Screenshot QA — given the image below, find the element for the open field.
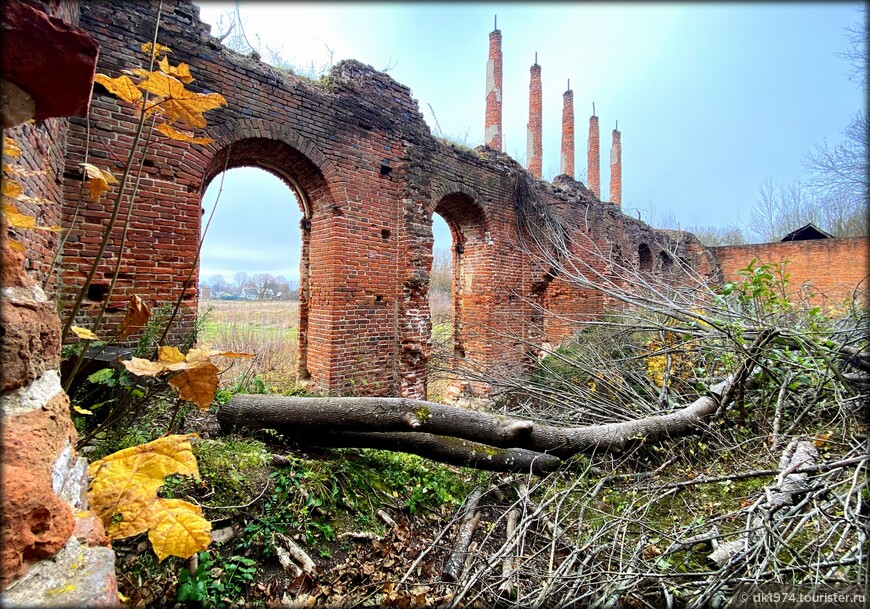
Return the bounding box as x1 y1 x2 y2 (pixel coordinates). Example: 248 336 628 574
198 297 455 396
197 299 300 392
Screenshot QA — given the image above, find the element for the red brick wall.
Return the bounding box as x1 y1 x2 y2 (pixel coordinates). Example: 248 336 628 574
711 238 870 307
526 62 542 178
587 114 600 197
60 0 715 399
560 88 574 177
484 29 502 151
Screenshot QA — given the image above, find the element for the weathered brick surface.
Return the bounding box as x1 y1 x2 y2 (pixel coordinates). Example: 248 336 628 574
0 393 77 589
610 127 621 204
587 114 600 197
484 29 503 151
526 62 543 178
711 238 870 306
560 88 574 177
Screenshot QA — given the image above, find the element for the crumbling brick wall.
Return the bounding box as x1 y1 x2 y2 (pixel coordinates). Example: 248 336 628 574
56 0 719 399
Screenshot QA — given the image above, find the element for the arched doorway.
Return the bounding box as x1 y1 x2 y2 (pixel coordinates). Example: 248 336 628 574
200 137 333 386
426 191 492 398
198 167 302 391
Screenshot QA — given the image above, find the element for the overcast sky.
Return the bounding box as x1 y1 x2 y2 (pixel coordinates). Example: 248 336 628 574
192 2 865 282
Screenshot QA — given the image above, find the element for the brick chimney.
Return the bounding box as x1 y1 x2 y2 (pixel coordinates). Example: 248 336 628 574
559 81 574 177
484 17 502 151
526 54 542 178
587 107 600 197
610 122 622 204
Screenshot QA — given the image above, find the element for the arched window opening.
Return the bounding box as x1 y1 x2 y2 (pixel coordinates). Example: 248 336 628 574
638 243 653 272
198 166 303 392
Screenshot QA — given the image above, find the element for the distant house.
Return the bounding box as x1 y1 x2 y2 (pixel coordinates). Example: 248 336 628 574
780 223 834 242
240 283 259 300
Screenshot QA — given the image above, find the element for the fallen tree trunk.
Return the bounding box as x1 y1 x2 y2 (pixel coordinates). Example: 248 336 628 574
219 381 728 462
297 430 560 474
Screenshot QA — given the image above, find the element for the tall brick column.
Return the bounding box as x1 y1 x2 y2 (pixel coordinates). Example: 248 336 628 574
610 123 622 204
559 82 574 177
526 56 542 178
587 108 600 197
484 19 502 151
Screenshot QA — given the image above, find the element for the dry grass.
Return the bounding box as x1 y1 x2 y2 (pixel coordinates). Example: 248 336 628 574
197 299 300 392
198 294 455 398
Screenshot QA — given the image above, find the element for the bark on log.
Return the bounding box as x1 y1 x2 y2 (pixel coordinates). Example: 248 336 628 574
442 486 484 583
219 380 729 461
292 430 560 474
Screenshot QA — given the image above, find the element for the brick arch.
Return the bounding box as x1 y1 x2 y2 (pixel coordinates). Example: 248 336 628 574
429 188 492 373
199 135 338 381
202 119 340 218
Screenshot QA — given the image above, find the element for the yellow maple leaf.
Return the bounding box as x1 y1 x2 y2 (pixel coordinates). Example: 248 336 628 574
155 122 213 145
16 193 52 205
141 42 172 58
168 361 220 410
122 356 170 377
94 73 143 105
2 179 23 199
2 202 36 229
138 71 226 129
3 136 21 158
71 326 100 340
7 239 24 253
87 434 210 561
157 56 194 84
146 498 212 562
80 163 119 201
117 295 151 340
158 345 186 364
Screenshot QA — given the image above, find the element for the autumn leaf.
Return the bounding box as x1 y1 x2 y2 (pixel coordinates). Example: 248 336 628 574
168 361 220 410
122 357 170 377
158 345 186 364
87 434 211 561
117 295 151 339
81 163 119 201
2 202 36 229
137 71 226 129
157 56 194 84
155 122 213 145
3 136 21 158
2 179 23 199
7 239 24 253
3 163 45 179
71 326 99 340
94 73 143 105
141 42 172 58
15 193 52 206
73 405 94 415
146 498 212 562
186 348 254 362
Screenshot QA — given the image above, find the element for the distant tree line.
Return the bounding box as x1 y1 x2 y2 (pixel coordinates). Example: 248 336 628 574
199 272 299 301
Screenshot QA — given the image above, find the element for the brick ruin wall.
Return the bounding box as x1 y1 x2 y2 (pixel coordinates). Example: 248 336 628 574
711 238 870 308
8 0 861 402
48 0 726 400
